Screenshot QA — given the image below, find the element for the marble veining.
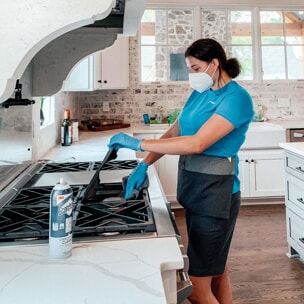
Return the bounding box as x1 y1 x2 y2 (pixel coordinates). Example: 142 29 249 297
0 238 183 304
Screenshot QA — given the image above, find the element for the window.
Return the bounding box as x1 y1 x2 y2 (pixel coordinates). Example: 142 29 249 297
40 96 54 127
140 7 304 82
140 9 194 82
260 10 304 80
201 9 253 80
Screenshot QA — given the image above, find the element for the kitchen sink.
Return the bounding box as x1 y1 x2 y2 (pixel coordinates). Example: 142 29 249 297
241 122 286 149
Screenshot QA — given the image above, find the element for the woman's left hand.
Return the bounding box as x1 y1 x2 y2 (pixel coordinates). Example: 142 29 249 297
108 132 143 151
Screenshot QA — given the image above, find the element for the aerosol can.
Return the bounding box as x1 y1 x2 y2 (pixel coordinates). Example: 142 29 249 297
49 178 73 259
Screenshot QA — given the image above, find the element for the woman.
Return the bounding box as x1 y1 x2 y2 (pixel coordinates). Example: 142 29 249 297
108 38 254 304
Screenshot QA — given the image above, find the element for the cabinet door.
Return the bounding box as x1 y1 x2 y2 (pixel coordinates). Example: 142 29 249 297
62 55 94 91
94 36 129 89
249 150 285 197
156 155 179 202
133 131 178 202
238 152 251 198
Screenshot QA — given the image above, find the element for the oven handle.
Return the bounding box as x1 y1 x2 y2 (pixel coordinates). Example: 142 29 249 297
176 243 193 304
164 203 193 302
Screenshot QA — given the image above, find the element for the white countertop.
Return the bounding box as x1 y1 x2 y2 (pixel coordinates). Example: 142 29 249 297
280 142 304 157
269 120 304 129
0 238 182 304
0 129 184 304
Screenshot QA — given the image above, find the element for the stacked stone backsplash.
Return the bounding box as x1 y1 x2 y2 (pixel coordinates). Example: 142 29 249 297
76 35 304 124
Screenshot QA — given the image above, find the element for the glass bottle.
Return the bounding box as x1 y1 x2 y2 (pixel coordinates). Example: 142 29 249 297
61 109 73 146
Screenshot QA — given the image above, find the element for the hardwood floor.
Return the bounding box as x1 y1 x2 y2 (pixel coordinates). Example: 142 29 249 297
174 203 304 304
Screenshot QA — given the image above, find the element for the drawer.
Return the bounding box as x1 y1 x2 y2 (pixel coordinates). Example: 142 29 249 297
286 152 304 181
286 176 304 213
286 207 304 257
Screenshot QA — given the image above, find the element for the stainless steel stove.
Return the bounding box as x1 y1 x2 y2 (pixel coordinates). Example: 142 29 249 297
0 160 156 245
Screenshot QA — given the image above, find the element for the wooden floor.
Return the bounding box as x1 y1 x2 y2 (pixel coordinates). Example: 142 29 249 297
174 204 304 304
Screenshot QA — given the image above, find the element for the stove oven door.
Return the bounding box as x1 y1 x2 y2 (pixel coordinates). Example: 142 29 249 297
166 206 193 303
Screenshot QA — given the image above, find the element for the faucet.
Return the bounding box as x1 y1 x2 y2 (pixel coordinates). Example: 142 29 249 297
1 80 35 108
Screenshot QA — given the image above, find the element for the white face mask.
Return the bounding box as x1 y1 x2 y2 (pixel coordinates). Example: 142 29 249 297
188 64 214 93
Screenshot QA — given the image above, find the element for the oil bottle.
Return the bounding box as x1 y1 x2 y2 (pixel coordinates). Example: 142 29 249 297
49 178 73 259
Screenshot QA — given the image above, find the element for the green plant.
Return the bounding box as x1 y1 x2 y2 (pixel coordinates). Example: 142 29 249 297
40 96 45 109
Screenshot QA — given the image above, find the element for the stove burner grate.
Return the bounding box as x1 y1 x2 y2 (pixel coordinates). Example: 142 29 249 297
73 197 155 236
0 186 83 242
38 162 92 173
92 160 138 171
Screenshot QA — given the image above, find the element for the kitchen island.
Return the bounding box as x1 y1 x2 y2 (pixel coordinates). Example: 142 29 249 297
279 142 304 261
0 129 185 304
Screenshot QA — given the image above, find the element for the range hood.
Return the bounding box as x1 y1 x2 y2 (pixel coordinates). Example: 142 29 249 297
0 0 147 103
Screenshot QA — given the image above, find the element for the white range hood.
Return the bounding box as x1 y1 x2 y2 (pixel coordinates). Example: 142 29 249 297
0 0 147 103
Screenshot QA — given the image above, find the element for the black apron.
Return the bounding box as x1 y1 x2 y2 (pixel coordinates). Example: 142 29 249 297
177 154 235 219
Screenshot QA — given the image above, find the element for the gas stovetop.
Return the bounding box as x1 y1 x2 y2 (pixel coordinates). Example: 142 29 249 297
0 160 157 245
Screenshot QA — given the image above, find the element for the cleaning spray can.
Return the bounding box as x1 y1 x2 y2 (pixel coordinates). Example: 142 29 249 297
49 178 73 259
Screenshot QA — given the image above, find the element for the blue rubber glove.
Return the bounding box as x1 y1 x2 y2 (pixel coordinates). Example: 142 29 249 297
108 132 143 151
125 162 148 199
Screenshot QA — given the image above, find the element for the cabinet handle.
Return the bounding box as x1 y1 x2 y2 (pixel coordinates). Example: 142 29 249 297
245 159 249 163
297 197 304 204
103 80 108 84
295 166 304 173
250 159 254 163
97 80 101 83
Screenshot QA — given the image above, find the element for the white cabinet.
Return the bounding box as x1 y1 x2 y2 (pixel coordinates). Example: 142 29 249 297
134 131 286 204
155 154 179 203
94 36 129 90
62 36 129 91
133 131 179 203
238 149 285 198
283 150 304 259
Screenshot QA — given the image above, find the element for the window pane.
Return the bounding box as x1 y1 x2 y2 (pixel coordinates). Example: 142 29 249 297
260 11 284 44
140 9 194 82
201 9 253 80
231 45 253 80
141 45 168 82
287 45 304 79
40 96 54 127
141 46 156 82
230 11 252 44
262 46 286 79
168 10 194 46
141 10 167 45
201 10 227 44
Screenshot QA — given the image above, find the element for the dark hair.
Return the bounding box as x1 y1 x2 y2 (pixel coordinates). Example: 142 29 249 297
185 38 241 79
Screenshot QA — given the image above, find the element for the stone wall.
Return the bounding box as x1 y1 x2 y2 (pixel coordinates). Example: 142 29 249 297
76 8 304 124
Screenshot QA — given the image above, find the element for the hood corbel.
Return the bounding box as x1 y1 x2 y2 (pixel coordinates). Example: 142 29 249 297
0 0 117 103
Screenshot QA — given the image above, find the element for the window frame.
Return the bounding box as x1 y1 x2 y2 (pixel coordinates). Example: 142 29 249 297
139 5 304 84
40 96 55 128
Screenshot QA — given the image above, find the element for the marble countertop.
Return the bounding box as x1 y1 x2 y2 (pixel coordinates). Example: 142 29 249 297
0 129 184 304
0 238 182 304
280 142 304 157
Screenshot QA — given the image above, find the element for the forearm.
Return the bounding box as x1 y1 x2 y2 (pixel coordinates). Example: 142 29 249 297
142 120 180 165
141 136 200 155
141 114 235 156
